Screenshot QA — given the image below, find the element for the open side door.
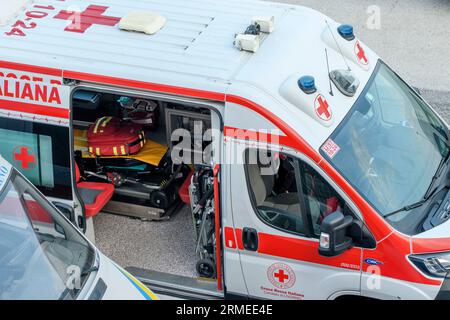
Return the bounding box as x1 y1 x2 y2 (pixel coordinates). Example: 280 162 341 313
0 71 84 230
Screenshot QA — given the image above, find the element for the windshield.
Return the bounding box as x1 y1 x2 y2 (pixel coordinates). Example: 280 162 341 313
321 61 449 222
0 171 96 300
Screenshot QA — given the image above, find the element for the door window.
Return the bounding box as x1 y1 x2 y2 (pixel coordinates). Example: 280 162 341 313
0 128 54 188
244 149 345 237
0 117 72 199
298 160 345 236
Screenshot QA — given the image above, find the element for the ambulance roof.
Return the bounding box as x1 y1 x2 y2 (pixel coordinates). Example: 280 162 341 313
0 0 294 83
0 0 378 150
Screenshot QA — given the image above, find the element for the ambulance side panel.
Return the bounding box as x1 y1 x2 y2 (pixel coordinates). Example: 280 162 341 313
221 145 249 296
222 103 276 296
223 90 362 299
227 140 362 299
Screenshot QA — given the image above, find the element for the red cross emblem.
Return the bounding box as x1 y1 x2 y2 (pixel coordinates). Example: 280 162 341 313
274 269 289 283
314 95 332 121
267 262 296 289
54 5 121 33
355 41 369 65
13 146 36 170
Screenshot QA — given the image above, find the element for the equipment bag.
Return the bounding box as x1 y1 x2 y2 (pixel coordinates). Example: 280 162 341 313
87 117 146 156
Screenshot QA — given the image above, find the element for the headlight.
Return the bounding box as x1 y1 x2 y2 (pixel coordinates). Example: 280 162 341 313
409 252 450 278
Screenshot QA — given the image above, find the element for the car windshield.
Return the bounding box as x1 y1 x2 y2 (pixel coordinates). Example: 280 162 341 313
321 61 449 222
0 171 95 300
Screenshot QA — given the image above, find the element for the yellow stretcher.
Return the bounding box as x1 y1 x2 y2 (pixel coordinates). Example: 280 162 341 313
74 129 168 167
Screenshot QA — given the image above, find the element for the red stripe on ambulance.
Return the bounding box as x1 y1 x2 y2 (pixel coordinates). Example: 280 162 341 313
227 227 441 286
0 61 62 77
0 99 69 119
63 70 227 102
412 237 450 254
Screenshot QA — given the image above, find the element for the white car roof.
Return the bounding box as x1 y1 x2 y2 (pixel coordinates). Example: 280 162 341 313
0 0 379 150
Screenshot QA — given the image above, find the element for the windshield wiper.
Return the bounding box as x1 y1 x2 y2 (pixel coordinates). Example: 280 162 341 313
424 148 450 200
412 94 450 145
81 265 99 277
80 251 100 278
385 148 450 219
384 199 428 218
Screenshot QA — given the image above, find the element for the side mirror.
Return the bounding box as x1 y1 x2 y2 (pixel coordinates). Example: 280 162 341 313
319 211 353 257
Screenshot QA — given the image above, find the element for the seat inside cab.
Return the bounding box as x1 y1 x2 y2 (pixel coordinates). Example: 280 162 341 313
245 149 343 236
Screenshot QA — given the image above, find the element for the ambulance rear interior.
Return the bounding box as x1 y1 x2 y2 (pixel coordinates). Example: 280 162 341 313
72 88 220 280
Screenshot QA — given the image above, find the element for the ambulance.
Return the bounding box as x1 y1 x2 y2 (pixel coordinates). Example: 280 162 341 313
0 155 158 300
0 0 449 300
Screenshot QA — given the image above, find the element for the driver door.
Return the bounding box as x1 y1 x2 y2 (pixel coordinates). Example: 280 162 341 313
229 143 363 299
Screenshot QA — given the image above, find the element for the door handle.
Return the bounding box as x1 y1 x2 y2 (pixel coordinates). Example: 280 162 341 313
242 227 259 251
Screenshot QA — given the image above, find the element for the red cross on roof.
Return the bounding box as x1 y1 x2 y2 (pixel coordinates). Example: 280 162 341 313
315 95 332 121
54 5 121 33
13 147 36 170
355 41 369 65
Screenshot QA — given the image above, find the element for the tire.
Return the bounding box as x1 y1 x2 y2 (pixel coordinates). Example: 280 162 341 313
196 259 216 279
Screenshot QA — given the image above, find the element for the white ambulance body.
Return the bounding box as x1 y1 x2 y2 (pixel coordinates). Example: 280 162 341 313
0 0 449 300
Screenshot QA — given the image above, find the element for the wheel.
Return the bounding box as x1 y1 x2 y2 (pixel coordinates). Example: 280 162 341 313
196 259 216 279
